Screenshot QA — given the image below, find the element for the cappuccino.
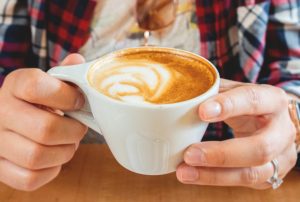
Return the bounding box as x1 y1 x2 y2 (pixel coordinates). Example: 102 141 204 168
88 48 216 104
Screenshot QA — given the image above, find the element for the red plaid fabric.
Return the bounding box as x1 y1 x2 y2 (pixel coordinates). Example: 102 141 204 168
47 0 96 66
0 0 300 142
0 0 31 71
0 0 97 82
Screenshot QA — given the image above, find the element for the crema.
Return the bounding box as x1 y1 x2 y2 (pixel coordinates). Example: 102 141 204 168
88 48 216 104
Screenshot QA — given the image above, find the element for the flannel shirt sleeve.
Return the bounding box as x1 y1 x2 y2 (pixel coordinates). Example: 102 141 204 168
257 1 300 96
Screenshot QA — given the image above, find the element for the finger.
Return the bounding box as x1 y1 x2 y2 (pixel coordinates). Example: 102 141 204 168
279 143 298 179
0 96 87 145
254 144 298 190
219 79 246 93
199 84 288 122
60 53 85 66
4 68 85 111
183 120 294 167
176 163 272 187
177 151 292 188
0 158 61 191
0 130 76 170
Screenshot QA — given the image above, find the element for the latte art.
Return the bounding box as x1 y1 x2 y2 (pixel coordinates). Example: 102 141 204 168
88 48 215 104
96 60 178 103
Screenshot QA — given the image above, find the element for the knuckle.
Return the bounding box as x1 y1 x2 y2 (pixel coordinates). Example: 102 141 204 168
205 143 227 166
196 168 217 185
2 69 26 92
37 115 57 142
287 125 297 146
18 69 44 101
67 120 88 143
257 138 275 164
242 167 260 185
275 87 288 106
289 148 298 168
265 85 288 108
26 144 44 169
205 172 217 185
261 84 289 109
214 148 227 166
289 122 297 142
219 94 234 117
77 123 88 139
244 86 261 114
4 69 25 84
65 145 76 162
289 155 297 169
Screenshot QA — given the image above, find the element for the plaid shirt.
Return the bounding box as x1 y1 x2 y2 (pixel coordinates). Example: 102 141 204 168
0 0 300 143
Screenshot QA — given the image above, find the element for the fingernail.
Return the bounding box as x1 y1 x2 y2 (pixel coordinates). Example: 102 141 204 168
201 101 221 119
185 147 206 165
180 166 199 182
75 94 85 109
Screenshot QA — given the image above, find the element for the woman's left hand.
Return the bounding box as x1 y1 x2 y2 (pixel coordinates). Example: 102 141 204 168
176 79 298 190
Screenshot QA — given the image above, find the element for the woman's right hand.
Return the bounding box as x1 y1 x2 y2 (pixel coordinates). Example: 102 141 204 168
0 54 88 191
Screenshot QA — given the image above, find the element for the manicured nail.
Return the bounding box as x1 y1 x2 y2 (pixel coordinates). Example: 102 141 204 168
201 101 221 119
75 94 85 109
185 147 206 165
180 166 199 182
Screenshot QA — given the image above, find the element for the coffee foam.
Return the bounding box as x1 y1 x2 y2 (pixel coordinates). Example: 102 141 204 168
88 49 215 104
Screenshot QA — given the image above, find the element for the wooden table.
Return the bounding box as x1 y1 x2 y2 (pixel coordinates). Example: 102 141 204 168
1 145 300 202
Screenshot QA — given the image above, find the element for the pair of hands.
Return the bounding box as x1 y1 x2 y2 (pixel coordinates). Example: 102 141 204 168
0 54 297 191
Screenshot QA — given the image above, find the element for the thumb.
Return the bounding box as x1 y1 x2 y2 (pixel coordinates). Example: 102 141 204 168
60 53 86 66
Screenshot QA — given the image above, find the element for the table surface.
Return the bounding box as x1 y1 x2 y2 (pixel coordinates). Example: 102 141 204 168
1 144 300 202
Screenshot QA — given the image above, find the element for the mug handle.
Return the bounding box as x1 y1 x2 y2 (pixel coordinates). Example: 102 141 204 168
47 63 103 135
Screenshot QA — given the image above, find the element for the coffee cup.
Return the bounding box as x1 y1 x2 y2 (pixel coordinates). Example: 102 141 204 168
48 47 220 175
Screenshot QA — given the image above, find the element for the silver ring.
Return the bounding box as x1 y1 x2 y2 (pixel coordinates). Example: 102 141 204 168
267 159 283 189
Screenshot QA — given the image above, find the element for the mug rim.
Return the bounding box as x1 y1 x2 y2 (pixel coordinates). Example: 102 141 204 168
86 46 220 109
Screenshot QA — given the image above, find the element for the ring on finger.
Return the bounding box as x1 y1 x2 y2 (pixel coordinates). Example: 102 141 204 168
267 159 283 189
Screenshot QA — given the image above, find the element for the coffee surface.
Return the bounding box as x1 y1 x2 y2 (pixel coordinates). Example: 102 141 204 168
88 50 215 104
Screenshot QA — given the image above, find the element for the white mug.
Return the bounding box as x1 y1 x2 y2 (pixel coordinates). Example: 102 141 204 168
48 47 220 175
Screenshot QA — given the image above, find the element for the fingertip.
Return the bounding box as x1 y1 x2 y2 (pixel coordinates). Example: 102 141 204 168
176 163 199 182
176 163 186 182
198 100 222 121
60 53 86 66
184 146 207 166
